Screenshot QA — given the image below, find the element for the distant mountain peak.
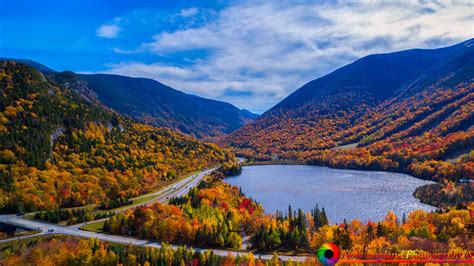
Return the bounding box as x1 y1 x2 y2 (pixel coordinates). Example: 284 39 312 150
0 58 256 138
240 109 259 119
78 73 257 137
263 39 473 119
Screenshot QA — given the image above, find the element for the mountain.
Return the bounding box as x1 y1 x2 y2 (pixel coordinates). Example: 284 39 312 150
227 39 473 182
76 73 257 138
0 58 257 138
268 39 472 117
52 71 100 104
0 57 56 73
0 61 232 213
240 109 259 119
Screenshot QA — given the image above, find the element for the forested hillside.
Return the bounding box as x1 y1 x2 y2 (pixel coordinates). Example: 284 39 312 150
226 40 473 187
104 162 262 249
0 61 233 213
102 163 474 255
0 235 246 265
77 74 257 138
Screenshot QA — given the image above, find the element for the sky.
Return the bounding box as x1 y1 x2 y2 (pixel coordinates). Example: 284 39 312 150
1 0 473 113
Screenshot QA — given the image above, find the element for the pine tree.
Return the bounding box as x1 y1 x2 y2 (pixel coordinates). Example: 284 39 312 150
321 207 329 226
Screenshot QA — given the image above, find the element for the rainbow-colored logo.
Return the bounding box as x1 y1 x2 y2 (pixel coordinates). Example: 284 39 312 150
317 243 340 265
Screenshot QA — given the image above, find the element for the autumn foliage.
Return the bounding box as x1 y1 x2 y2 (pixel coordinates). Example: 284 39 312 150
0 61 233 212
225 80 473 206
102 166 473 256
250 205 473 254
103 169 263 249
0 236 257 265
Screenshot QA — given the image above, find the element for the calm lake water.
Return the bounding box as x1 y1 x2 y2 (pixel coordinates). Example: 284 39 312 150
225 165 436 223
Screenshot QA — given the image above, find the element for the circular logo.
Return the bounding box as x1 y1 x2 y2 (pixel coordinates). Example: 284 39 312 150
317 243 340 265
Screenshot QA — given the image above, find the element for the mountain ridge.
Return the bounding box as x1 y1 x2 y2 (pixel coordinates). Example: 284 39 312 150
0 57 57 74
77 73 257 138
0 58 257 138
265 39 474 118
0 60 231 212
226 39 473 184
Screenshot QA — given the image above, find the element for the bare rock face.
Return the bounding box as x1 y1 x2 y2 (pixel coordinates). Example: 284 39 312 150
49 127 65 159
51 71 99 104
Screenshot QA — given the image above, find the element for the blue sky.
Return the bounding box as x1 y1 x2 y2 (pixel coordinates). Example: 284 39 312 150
1 0 473 113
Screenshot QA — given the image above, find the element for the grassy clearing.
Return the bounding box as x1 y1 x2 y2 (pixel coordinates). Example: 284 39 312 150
132 169 201 200
331 142 358 150
79 220 106 233
130 192 166 206
21 213 36 220
446 153 469 163
443 146 472 163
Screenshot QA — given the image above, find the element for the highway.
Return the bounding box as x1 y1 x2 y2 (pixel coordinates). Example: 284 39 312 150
0 161 309 262
68 167 216 230
0 166 216 234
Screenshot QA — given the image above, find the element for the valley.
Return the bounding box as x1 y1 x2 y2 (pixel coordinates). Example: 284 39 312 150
225 40 474 211
0 162 471 264
0 39 472 264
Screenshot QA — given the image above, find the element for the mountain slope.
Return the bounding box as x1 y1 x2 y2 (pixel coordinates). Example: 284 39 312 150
0 57 56 73
71 73 256 138
0 61 233 213
0 58 257 138
268 39 472 117
227 39 473 182
76 74 257 138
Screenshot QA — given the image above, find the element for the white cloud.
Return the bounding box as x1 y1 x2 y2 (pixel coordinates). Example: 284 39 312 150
96 24 120 38
105 62 193 79
105 0 474 113
180 7 199 17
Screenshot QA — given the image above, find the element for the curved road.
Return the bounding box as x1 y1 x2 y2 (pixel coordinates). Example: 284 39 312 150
0 161 309 262
0 166 216 236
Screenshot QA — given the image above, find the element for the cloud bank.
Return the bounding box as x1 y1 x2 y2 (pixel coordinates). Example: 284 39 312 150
103 1 473 113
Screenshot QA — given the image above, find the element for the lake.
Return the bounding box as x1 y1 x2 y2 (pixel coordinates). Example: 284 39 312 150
225 165 436 223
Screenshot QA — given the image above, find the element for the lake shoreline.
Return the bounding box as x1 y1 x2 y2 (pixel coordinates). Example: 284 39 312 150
244 159 437 181
242 159 447 208
226 164 437 223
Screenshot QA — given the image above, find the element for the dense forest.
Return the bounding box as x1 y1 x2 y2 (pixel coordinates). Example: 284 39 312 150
248 204 473 254
103 162 263 249
414 181 474 208
102 162 473 255
0 235 279 266
0 61 234 212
